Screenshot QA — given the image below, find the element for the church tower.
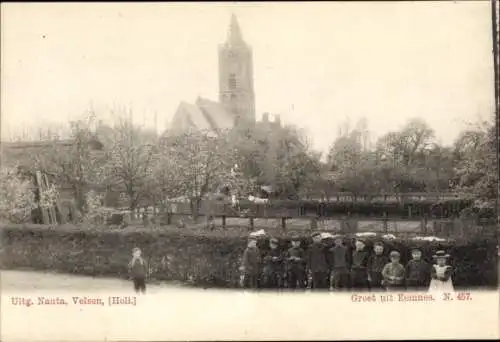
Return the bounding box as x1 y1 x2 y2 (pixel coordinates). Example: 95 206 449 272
218 14 256 127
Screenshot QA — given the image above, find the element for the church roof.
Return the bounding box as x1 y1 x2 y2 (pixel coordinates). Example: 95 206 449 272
169 98 234 134
196 97 234 130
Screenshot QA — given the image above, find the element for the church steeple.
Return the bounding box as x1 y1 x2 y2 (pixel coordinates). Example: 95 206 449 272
227 13 244 46
219 14 256 127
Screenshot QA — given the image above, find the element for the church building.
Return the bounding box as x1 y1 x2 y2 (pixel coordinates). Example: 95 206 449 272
168 14 280 134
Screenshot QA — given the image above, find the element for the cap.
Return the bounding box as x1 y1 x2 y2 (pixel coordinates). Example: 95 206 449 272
390 250 401 257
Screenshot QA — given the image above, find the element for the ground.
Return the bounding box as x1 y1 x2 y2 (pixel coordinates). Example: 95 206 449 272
1 270 498 341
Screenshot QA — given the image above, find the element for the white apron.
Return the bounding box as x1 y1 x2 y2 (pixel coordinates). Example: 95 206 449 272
428 265 454 292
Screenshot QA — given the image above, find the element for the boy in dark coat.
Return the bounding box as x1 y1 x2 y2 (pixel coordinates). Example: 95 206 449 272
350 238 370 290
405 248 431 290
286 236 306 289
262 237 284 289
367 241 389 290
128 247 148 293
240 237 262 289
328 236 350 290
307 232 330 289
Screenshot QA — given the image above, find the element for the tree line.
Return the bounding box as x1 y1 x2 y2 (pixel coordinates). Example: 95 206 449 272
0 110 496 224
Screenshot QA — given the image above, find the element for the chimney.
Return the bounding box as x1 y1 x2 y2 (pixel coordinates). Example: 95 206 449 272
274 114 281 127
262 112 269 123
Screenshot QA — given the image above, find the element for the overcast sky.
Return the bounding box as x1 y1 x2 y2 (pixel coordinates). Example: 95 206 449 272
1 2 495 152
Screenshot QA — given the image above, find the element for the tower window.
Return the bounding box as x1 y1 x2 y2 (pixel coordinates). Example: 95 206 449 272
228 73 237 89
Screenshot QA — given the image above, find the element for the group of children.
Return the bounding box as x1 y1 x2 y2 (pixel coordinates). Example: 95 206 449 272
240 232 454 292
126 232 454 293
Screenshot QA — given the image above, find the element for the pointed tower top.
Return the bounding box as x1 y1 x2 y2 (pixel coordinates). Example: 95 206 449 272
227 13 244 46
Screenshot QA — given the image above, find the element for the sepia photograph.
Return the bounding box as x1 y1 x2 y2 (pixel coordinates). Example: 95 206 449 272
1 1 499 341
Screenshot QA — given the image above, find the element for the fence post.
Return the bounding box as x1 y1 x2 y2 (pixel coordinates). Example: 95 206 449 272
249 217 254 231
383 212 388 233
310 217 318 231
222 216 226 229
281 217 287 232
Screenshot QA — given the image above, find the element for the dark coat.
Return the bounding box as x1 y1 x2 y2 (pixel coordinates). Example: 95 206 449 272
328 245 349 270
129 257 148 279
263 247 284 272
242 246 261 275
368 254 389 274
307 242 329 272
286 246 306 269
406 259 431 285
351 249 370 270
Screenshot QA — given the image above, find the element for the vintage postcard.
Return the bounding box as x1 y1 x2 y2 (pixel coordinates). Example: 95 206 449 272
1 1 499 341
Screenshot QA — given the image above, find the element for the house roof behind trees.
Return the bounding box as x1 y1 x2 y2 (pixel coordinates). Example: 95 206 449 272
0 138 104 169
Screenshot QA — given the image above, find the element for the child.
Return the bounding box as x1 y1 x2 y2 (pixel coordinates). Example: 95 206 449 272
381 250 405 291
350 238 370 290
286 236 306 289
405 247 431 291
128 247 148 294
367 241 389 290
429 250 454 292
239 237 261 289
328 236 350 290
262 237 284 289
307 232 330 289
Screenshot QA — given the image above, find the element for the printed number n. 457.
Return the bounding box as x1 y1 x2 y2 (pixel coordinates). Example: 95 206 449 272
456 292 472 301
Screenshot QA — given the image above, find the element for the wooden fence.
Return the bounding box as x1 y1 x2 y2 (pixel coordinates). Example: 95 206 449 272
149 201 496 240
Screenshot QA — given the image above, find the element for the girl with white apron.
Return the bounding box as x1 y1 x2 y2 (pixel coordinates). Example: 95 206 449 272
428 250 454 292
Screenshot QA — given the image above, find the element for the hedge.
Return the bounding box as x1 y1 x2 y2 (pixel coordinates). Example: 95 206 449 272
0 224 497 289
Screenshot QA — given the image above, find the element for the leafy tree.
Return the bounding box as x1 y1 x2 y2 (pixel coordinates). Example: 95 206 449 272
453 121 496 210
0 166 37 223
160 129 235 220
103 117 158 212
229 124 321 199
32 113 105 212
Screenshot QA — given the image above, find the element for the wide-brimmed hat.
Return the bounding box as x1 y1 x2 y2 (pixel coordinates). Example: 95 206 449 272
389 250 400 258
355 237 367 244
320 232 335 240
249 229 267 238
433 250 450 259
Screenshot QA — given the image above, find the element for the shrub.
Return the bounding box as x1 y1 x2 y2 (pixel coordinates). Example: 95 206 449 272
0 167 37 223
0 224 497 289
